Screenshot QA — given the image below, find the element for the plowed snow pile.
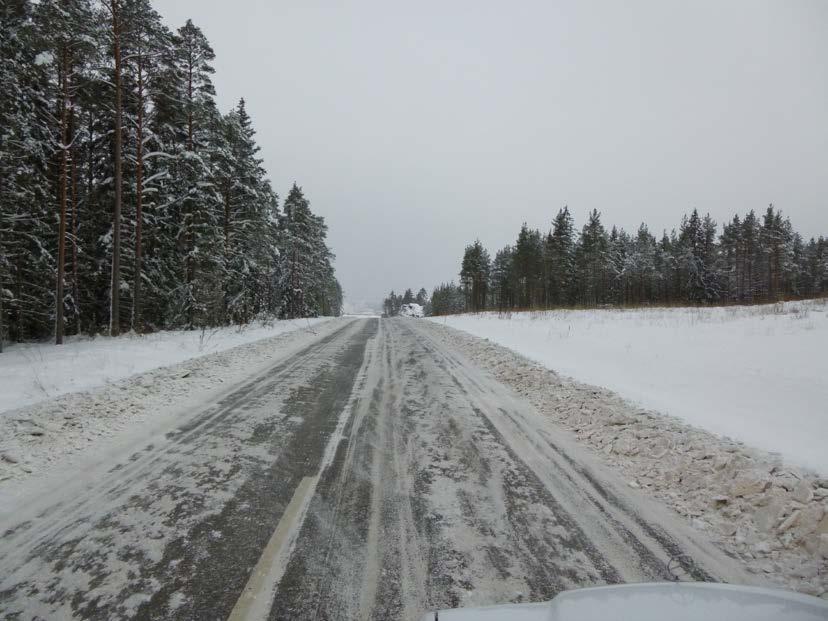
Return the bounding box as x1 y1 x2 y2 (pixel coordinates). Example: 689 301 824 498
0 318 339 496
420 311 828 598
429 300 828 473
0 318 330 416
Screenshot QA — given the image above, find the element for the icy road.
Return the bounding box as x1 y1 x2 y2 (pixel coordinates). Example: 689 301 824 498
0 318 755 620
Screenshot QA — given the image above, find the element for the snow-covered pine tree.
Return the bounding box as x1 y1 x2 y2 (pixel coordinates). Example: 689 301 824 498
740 210 761 301
676 209 721 302
151 19 224 327
544 206 575 306
719 215 742 301
278 184 335 318
513 224 543 308
214 100 281 323
460 240 490 312
119 0 172 332
624 224 657 305
319 277 343 317
0 0 54 345
574 210 609 306
447 204 824 313
0 4 344 346
802 237 827 297
30 0 100 343
429 282 465 315
490 246 515 311
606 225 629 305
100 0 127 336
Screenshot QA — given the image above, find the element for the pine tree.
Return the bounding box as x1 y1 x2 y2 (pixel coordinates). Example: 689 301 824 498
574 210 609 305
278 184 335 318
741 210 761 300
30 0 100 343
719 215 742 301
545 206 575 306
490 246 515 310
213 99 281 323
151 19 224 326
676 210 721 302
626 224 657 304
606 225 629 304
460 240 490 311
1 4 343 347
120 0 171 331
513 224 543 308
102 0 126 336
444 203 824 315
1 0 53 344
430 282 465 316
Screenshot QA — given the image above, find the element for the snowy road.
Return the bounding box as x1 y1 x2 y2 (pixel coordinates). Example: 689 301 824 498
0 318 755 620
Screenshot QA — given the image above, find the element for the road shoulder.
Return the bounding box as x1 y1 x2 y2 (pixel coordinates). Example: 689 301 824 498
0 318 347 513
414 318 827 598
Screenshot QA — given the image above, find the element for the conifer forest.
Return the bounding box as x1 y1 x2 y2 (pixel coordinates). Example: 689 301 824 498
426 206 827 315
0 0 342 348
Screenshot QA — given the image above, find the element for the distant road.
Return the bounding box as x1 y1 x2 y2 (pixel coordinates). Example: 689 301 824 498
0 318 752 620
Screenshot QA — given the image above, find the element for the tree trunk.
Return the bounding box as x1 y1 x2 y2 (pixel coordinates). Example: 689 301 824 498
0 221 4 353
224 190 230 250
56 44 69 345
133 52 144 333
0 129 4 352
69 97 80 334
110 0 122 337
0 268 4 353
185 49 194 325
187 58 194 153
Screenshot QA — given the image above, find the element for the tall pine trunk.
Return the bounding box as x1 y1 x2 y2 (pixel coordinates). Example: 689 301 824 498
0 128 4 352
56 44 69 345
0 222 4 353
224 189 231 321
133 53 144 333
110 0 123 337
185 51 194 326
69 98 80 334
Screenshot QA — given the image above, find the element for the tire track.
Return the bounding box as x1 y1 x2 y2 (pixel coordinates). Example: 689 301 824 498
0 319 376 620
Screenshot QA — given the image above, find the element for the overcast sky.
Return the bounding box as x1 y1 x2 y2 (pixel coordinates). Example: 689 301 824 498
153 0 828 310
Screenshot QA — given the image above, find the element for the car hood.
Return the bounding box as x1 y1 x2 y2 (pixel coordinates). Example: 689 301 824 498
420 582 828 621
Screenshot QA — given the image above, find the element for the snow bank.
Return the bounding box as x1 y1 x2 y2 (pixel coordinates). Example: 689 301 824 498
0 318 331 416
430 300 828 473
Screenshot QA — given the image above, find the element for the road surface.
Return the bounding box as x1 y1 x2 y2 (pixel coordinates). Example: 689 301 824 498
0 318 753 620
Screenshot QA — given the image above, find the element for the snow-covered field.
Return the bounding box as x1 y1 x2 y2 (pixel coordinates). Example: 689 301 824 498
0 318 330 416
430 299 828 474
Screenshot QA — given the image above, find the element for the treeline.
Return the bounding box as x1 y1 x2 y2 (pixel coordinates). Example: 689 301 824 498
431 205 827 315
382 288 429 316
0 0 341 348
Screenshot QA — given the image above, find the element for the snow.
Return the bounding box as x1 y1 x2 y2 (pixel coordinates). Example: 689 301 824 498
0 318 352 500
33 51 53 66
430 300 828 474
0 318 331 416
421 318 828 596
400 303 424 317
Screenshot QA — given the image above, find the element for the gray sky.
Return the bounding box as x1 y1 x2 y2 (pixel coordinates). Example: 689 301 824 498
153 0 828 310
